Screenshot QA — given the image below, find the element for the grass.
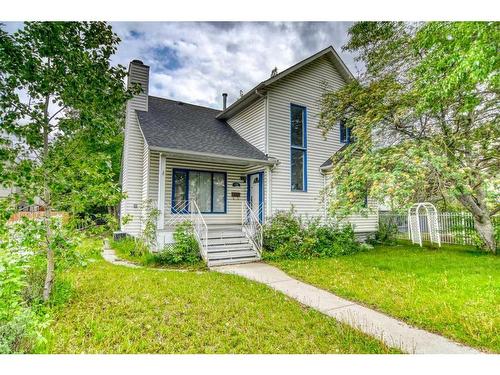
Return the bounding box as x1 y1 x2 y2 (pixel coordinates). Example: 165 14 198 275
110 237 206 271
38 237 397 354
270 241 500 353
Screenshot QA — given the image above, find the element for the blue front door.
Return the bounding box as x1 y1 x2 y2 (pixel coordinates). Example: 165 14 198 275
247 172 263 223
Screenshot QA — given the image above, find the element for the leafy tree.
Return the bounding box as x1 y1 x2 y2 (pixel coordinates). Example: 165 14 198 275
0 22 133 299
319 22 499 252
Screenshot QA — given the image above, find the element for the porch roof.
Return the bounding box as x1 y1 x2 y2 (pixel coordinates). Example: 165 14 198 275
137 96 272 165
320 143 349 172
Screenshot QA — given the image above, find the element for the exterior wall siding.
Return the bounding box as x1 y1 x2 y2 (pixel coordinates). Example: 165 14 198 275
346 203 379 233
226 97 266 153
266 55 378 232
147 154 260 226
120 62 149 236
140 142 150 232
122 54 378 235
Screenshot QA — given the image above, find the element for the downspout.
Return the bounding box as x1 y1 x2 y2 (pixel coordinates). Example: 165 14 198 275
323 173 327 222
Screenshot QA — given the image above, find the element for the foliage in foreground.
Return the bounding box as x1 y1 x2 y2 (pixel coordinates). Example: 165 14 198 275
0 21 133 300
319 21 499 252
112 221 202 268
272 242 500 352
262 209 361 260
0 243 45 353
0 218 86 353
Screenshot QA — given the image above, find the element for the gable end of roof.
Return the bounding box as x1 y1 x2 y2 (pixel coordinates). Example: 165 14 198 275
217 46 354 120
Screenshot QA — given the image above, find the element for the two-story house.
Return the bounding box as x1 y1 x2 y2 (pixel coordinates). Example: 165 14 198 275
119 46 378 266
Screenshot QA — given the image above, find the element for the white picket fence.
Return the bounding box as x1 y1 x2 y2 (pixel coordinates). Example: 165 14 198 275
379 212 498 246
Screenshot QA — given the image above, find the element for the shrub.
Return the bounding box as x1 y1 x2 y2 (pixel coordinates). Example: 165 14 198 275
262 210 361 260
112 237 149 258
112 221 201 266
152 221 201 265
0 217 89 353
0 236 46 353
263 209 304 253
305 221 361 256
368 219 399 245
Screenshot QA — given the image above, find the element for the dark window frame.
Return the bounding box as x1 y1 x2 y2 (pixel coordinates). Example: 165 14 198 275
171 168 227 214
340 120 352 144
290 104 308 192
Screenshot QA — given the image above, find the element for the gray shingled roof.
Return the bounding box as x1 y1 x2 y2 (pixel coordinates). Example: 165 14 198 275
136 96 269 162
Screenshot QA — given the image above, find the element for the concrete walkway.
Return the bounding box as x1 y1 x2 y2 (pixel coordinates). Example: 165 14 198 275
101 240 140 268
213 262 481 354
101 240 193 272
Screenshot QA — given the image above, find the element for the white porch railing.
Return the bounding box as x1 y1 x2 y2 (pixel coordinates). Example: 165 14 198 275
189 201 208 261
164 200 190 228
161 200 208 261
241 201 263 257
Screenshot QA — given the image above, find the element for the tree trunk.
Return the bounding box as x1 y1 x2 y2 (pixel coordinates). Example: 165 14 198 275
42 201 54 301
42 92 55 301
457 188 497 254
472 215 496 254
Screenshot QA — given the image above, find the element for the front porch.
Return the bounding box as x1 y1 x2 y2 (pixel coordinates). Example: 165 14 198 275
148 151 269 265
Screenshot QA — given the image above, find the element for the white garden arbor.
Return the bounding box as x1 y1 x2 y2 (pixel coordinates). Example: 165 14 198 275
408 202 441 247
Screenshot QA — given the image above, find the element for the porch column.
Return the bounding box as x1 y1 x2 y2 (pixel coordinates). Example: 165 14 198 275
265 165 272 220
157 153 166 229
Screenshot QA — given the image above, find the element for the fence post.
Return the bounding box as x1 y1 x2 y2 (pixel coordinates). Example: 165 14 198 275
461 212 466 245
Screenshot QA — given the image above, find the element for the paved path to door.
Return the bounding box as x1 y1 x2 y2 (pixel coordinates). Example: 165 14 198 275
213 262 480 354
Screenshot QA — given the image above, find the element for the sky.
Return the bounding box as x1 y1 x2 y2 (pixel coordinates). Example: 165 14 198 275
2 22 360 109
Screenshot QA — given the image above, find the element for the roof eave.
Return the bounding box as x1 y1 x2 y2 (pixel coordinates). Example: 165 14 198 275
148 145 277 166
319 164 333 174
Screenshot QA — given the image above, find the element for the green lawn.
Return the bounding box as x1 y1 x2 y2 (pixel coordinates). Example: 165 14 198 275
38 238 397 354
110 237 206 270
270 242 500 353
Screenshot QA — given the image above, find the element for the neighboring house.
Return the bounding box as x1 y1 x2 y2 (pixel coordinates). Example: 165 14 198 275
0 185 17 200
119 46 378 266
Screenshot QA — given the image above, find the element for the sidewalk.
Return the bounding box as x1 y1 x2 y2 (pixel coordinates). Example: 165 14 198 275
213 262 481 354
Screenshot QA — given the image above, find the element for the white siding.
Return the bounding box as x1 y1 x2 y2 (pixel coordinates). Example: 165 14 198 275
120 62 149 236
346 200 379 234
148 154 258 226
266 55 378 232
226 97 266 153
140 142 150 231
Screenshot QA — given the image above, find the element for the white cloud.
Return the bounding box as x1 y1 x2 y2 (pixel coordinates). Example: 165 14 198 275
2 22 360 109
110 22 359 109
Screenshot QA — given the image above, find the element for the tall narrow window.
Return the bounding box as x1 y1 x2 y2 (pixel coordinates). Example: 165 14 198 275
340 120 352 144
290 104 307 191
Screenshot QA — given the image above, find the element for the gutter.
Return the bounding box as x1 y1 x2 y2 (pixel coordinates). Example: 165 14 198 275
148 145 278 166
